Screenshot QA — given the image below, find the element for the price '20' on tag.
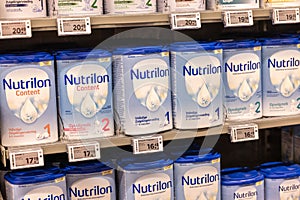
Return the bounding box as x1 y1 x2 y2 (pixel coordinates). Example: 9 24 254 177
68 142 100 162
57 17 91 36
223 10 253 27
9 148 44 170
273 8 300 24
229 123 259 143
0 20 32 39
133 135 163 154
171 12 201 30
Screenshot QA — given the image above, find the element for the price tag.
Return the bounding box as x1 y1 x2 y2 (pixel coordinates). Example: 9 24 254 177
67 142 100 162
223 10 253 27
229 123 259 143
9 148 44 170
0 20 31 39
273 8 299 24
171 12 201 30
57 17 91 36
132 135 163 154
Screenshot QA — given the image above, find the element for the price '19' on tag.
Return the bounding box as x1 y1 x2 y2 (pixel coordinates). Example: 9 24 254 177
9 148 44 170
273 8 300 24
171 12 201 30
57 17 91 36
223 10 253 27
0 20 31 39
229 123 259 143
67 142 100 162
132 135 163 154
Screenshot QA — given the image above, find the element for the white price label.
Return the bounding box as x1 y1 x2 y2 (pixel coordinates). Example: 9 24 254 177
57 17 91 36
229 123 259 143
223 10 253 27
171 12 201 30
133 135 163 154
0 20 31 39
273 8 299 24
9 148 44 170
67 142 100 162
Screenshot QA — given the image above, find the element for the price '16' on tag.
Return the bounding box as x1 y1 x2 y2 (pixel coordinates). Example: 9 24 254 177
57 17 91 36
223 10 253 27
0 20 32 39
9 148 44 170
132 135 163 154
273 8 300 24
229 123 259 143
171 12 201 30
67 142 100 162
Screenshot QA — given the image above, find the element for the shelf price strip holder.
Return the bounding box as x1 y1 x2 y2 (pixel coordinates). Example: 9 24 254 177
171 12 201 30
67 141 100 162
223 10 254 27
0 20 31 39
272 8 300 24
9 147 44 170
229 123 259 143
132 135 164 154
57 17 91 36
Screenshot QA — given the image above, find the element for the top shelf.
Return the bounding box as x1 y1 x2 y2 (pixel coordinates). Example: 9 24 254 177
27 9 273 31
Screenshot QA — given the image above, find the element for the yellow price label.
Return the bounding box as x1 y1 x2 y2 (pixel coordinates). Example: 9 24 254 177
254 46 261 51
162 52 169 57
55 177 65 183
39 61 52 66
164 165 173 171
214 49 223 54
212 158 220 164
102 169 113 176
256 180 263 186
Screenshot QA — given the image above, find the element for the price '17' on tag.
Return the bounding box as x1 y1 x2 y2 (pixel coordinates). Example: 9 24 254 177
273 8 300 24
9 148 44 170
229 123 259 143
0 20 32 39
67 142 100 162
171 12 201 30
132 135 163 154
57 17 91 36
223 10 253 27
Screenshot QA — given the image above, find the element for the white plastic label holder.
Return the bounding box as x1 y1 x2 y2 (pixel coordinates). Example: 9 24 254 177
9 147 44 170
171 12 201 30
132 135 163 154
0 20 31 39
272 8 300 24
223 10 253 27
67 141 100 162
229 123 259 143
57 17 91 36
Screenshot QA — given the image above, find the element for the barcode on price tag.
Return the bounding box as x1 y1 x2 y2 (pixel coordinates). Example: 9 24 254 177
9 148 44 170
0 20 31 39
57 17 91 36
171 12 201 30
229 123 259 143
273 8 299 24
132 135 163 154
223 10 253 27
67 142 100 162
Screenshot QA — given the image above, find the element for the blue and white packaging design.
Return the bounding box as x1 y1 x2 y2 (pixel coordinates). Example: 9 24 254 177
157 0 206 13
104 0 157 14
65 161 116 200
47 0 103 17
170 42 223 129
261 37 300 117
0 52 58 147
174 151 221 200
222 168 264 200
260 163 300 200
113 46 173 136
56 49 114 140
117 156 174 200
0 0 47 19
5 167 67 200
222 40 262 121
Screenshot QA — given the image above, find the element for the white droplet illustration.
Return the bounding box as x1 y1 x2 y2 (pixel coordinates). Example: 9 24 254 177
20 98 38 124
80 93 97 118
238 80 252 102
146 87 161 111
280 76 294 97
197 84 212 107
